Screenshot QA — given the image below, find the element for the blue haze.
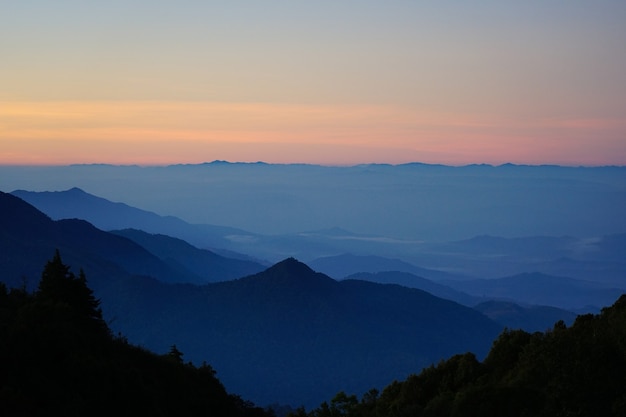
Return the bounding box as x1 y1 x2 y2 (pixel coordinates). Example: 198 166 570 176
1 162 624 242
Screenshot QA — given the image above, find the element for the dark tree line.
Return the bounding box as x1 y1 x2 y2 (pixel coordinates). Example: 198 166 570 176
0 251 271 417
4 250 625 417
293 295 626 417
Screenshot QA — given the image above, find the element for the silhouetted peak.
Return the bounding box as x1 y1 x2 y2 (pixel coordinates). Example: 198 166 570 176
264 257 317 277
242 257 337 291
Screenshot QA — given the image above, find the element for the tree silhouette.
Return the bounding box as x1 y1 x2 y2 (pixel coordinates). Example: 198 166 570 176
1 252 273 417
36 249 107 334
167 344 184 363
295 295 626 417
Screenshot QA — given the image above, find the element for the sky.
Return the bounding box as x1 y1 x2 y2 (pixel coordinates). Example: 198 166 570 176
1 1 625 166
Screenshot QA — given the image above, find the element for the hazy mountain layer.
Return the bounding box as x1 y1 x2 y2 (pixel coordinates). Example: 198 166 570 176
310 253 473 281
11 185 626 285
341 271 580 331
474 300 578 332
11 187 260 257
12 187 626 308
111 228 265 283
0 191 194 289
0 192 503 407
106 258 502 407
444 272 624 311
4 162 625 241
343 271 477 306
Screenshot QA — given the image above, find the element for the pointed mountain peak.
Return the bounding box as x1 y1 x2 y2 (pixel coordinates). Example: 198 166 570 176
267 257 314 274
66 187 87 194
240 257 337 291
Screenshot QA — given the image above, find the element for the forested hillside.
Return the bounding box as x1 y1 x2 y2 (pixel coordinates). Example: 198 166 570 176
0 252 270 417
293 294 626 417
0 192 500 407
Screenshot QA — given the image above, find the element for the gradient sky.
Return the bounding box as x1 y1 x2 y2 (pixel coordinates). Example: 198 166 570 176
2 1 625 166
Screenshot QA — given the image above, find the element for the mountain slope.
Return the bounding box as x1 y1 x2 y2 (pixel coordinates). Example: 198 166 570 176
345 271 478 306
111 229 265 283
343 271 579 332
0 191 187 287
111 258 503 407
0 254 270 417
0 191 502 407
11 187 259 257
444 272 624 311
309 253 473 281
12 188 626 287
305 294 626 417
9 189 267 282
474 300 578 332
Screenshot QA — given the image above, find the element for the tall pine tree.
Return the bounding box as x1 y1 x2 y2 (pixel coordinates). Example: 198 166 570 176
36 250 108 335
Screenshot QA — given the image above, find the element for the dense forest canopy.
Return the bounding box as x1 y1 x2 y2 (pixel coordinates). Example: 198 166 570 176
0 252 271 417
2 250 626 416
292 295 626 417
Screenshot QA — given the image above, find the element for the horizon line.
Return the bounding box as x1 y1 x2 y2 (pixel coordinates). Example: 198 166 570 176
1 160 624 169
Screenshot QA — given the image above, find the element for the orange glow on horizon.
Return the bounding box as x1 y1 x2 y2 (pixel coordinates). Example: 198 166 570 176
1 101 625 166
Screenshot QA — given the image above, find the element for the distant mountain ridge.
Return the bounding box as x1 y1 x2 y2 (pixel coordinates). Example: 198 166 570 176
344 271 477 306
4 162 625 242
12 187 626 287
1 191 265 288
11 187 260 256
474 300 578 332
12 187 626 310
155 258 503 406
340 271 581 332
444 272 624 311
310 253 473 281
111 228 265 283
0 191 504 407
0 191 189 288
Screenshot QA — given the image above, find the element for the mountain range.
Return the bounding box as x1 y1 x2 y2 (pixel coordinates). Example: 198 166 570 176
442 272 624 312
10 188 625 313
341 271 477 306
3 162 625 242
0 190 183 289
0 191 504 407
112 258 502 407
110 228 265 283
309 253 472 281
336 271 580 330
473 300 578 332
2 162 625 409
3 187 624 405
12 187 626 294
11 187 263 261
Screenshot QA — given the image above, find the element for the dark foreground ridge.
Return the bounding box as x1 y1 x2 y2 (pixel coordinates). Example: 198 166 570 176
294 294 626 417
4 190 625 412
0 252 270 417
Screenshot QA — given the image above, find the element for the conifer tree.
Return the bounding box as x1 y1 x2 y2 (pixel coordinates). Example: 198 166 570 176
36 250 108 334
